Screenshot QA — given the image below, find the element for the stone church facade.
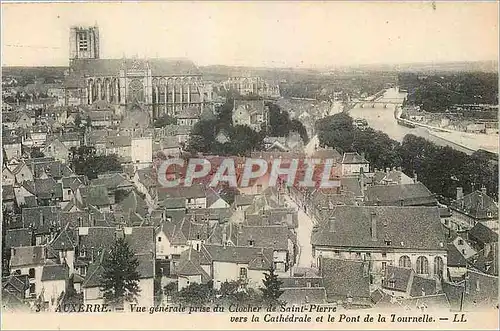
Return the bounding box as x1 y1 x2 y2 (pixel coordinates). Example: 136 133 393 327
64 25 212 119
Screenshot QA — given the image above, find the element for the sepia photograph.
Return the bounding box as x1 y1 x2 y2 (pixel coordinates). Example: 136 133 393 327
1 1 499 330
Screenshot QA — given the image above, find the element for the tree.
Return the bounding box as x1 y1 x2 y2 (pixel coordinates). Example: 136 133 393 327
69 146 122 180
260 266 284 306
177 282 214 305
316 113 355 152
74 113 82 128
100 238 141 309
153 114 177 128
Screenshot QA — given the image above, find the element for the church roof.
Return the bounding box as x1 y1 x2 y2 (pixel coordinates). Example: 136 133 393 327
70 58 201 77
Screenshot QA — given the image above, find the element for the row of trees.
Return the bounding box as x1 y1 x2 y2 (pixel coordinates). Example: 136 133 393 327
399 72 499 111
316 113 498 200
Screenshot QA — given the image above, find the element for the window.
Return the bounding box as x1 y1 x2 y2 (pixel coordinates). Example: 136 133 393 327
434 256 444 278
416 256 429 275
399 255 411 268
28 268 35 278
80 266 87 276
355 252 361 259
248 240 255 247
385 240 391 246
157 236 162 242
80 248 86 258
381 262 387 271
458 239 464 245
381 252 387 259
29 284 36 295
239 267 247 279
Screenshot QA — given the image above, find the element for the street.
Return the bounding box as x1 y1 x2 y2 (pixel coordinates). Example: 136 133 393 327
284 195 315 268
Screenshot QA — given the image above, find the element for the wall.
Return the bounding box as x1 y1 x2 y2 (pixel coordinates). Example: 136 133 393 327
341 163 370 176
177 275 202 291
42 279 66 311
131 137 153 164
314 246 447 284
137 278 154 306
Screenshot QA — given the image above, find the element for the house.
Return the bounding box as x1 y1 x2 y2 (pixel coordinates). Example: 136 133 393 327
105 135 132 163
76 185 113 211
157 136 181 158
2 166 16 186
311 206 448 285
131 135 153 170
155 219 190 262
133 167 157 208
9 246 48 299
442 270 498 311
341 152 369 176
232 99 269 132
2 274 31 310
173 247 211 291
320 257 371 308
26 125 50 147
450 187 498 230
113 190 149 226
381 265 440 299
236 225 295 273
3 136 22 161
2 185 16 211
58 132 82 149
364 183 437 207
206 187 230 209
160 184 207 210
373 168 415 186
90 173 134 196
176 107 200 126
31 178 64 205
40 264 69 311
42 138 70 163
446 244 468 281
79 226 155 307
11 161 34 184
21 206 60 245
199 244 274 290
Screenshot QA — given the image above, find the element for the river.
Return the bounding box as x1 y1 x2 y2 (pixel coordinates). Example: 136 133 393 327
349 88 498 155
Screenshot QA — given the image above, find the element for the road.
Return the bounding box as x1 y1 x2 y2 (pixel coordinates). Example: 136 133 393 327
284 195 315 268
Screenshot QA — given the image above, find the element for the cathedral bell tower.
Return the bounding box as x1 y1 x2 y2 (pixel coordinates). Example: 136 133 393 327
69 25 100 64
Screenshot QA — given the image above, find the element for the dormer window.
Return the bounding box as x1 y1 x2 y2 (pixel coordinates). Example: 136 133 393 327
80 248 86 257
385 240 391 246
248 240 255 247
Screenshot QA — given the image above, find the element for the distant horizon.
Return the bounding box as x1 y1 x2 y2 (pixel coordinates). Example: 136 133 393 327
2 2 498 68
1 59 498 70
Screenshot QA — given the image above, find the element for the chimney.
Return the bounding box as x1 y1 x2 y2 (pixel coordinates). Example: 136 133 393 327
456 187 464 201
481 185 487 196
385 167 390 173
370 211 377 241
329 217 336 232
413 172 418 183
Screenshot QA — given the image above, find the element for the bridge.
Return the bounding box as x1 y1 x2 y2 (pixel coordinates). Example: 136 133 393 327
354 99 403 108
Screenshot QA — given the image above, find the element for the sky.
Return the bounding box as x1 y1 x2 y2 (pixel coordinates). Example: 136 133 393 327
1 1 499 68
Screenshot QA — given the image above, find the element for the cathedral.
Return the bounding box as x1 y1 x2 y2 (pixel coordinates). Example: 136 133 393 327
64 25 212 120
